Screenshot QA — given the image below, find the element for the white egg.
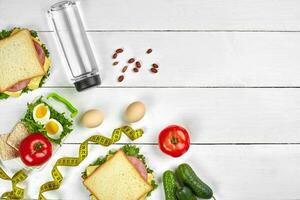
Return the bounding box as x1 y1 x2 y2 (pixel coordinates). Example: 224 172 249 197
33 103 50 124
44 119 63 140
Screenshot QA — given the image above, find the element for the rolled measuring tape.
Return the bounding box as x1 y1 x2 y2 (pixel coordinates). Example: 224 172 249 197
0 168 28 200
38 125 143 200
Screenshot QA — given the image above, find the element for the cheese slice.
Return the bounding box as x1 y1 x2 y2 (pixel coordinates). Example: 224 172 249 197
3 90 22 97
3 29 51 97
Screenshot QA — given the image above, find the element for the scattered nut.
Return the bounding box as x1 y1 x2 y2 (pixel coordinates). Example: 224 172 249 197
111 48 159 82
150 68 158 73
122 66 128 73
112 53 118 59
116 48 124 53
118 75 124 82
135 61 141 68
128 58 135 64
152 63 159 68
146 48 153 54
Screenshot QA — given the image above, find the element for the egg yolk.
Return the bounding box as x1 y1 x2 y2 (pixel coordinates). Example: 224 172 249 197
36 105 47 118
45 121 59 135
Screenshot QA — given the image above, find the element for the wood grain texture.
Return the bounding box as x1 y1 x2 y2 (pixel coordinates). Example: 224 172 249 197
1 88 300 144
1 0 300 199
1 0 300 31
35 32 300 87
1 144 300 200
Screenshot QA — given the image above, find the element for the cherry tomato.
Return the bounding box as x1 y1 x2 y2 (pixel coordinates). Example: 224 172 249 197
19 133 52 166
158 125 190 157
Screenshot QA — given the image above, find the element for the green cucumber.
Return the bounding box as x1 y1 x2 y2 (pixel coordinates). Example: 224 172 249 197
176 186 196 200
162 170 178 200
176 163 213 199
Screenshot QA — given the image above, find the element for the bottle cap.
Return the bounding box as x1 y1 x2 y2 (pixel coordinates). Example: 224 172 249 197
74 75 101 91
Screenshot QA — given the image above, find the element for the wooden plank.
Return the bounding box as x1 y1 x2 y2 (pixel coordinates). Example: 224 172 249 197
37 32 300 87
1 144 300 199
1 0 300 31
1 88 300 143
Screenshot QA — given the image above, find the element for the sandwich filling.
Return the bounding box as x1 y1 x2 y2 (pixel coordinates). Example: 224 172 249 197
0 28 51 99
82 145 157 200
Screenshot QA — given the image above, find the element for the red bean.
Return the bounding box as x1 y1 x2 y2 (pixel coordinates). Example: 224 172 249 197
146 48 153 54
135 61 141 68
122 66 128 73
116 48 124 53
152 63 159 68
112 53 118 59
118 75 124 82
150 68 158 73
128 58 135 64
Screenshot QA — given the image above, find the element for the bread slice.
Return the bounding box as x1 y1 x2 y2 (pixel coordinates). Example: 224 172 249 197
83 150 153 200
0 134 19 160
0 29 45 92
7 122 30 150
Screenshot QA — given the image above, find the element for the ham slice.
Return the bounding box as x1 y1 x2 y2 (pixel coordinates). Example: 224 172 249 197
127 156 148 181
6 40 45 92
7 79 31 92
33 40 45 66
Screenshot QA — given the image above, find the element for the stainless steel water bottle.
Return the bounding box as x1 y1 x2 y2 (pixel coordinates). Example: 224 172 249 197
48 1 101 91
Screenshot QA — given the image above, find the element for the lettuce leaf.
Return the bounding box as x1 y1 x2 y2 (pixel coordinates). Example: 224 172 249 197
0 29 13 39
0 93 9 100
21 96 73 145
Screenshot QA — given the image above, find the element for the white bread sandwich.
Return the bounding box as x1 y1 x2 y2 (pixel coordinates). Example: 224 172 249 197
82 145 157 200
0 28 51 99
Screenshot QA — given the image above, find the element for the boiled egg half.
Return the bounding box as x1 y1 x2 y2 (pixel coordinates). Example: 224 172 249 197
44 119 63 140
33 103 50 124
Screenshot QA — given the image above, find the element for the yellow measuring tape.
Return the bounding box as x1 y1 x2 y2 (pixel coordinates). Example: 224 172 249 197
0 125 143 200
0 168 28 200
38 125 143 200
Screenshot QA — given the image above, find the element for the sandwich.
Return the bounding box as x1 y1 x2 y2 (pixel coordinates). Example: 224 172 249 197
82 145 157 200
0 28 51 99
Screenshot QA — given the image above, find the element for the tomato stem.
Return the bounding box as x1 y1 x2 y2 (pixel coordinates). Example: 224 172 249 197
171 137 178 145
34 142 43 151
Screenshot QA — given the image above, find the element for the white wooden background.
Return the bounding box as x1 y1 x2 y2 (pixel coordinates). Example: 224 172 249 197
1 0 300 199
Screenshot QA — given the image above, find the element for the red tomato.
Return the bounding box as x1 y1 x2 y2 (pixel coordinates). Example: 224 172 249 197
19 133 52 166
158 125 190 157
